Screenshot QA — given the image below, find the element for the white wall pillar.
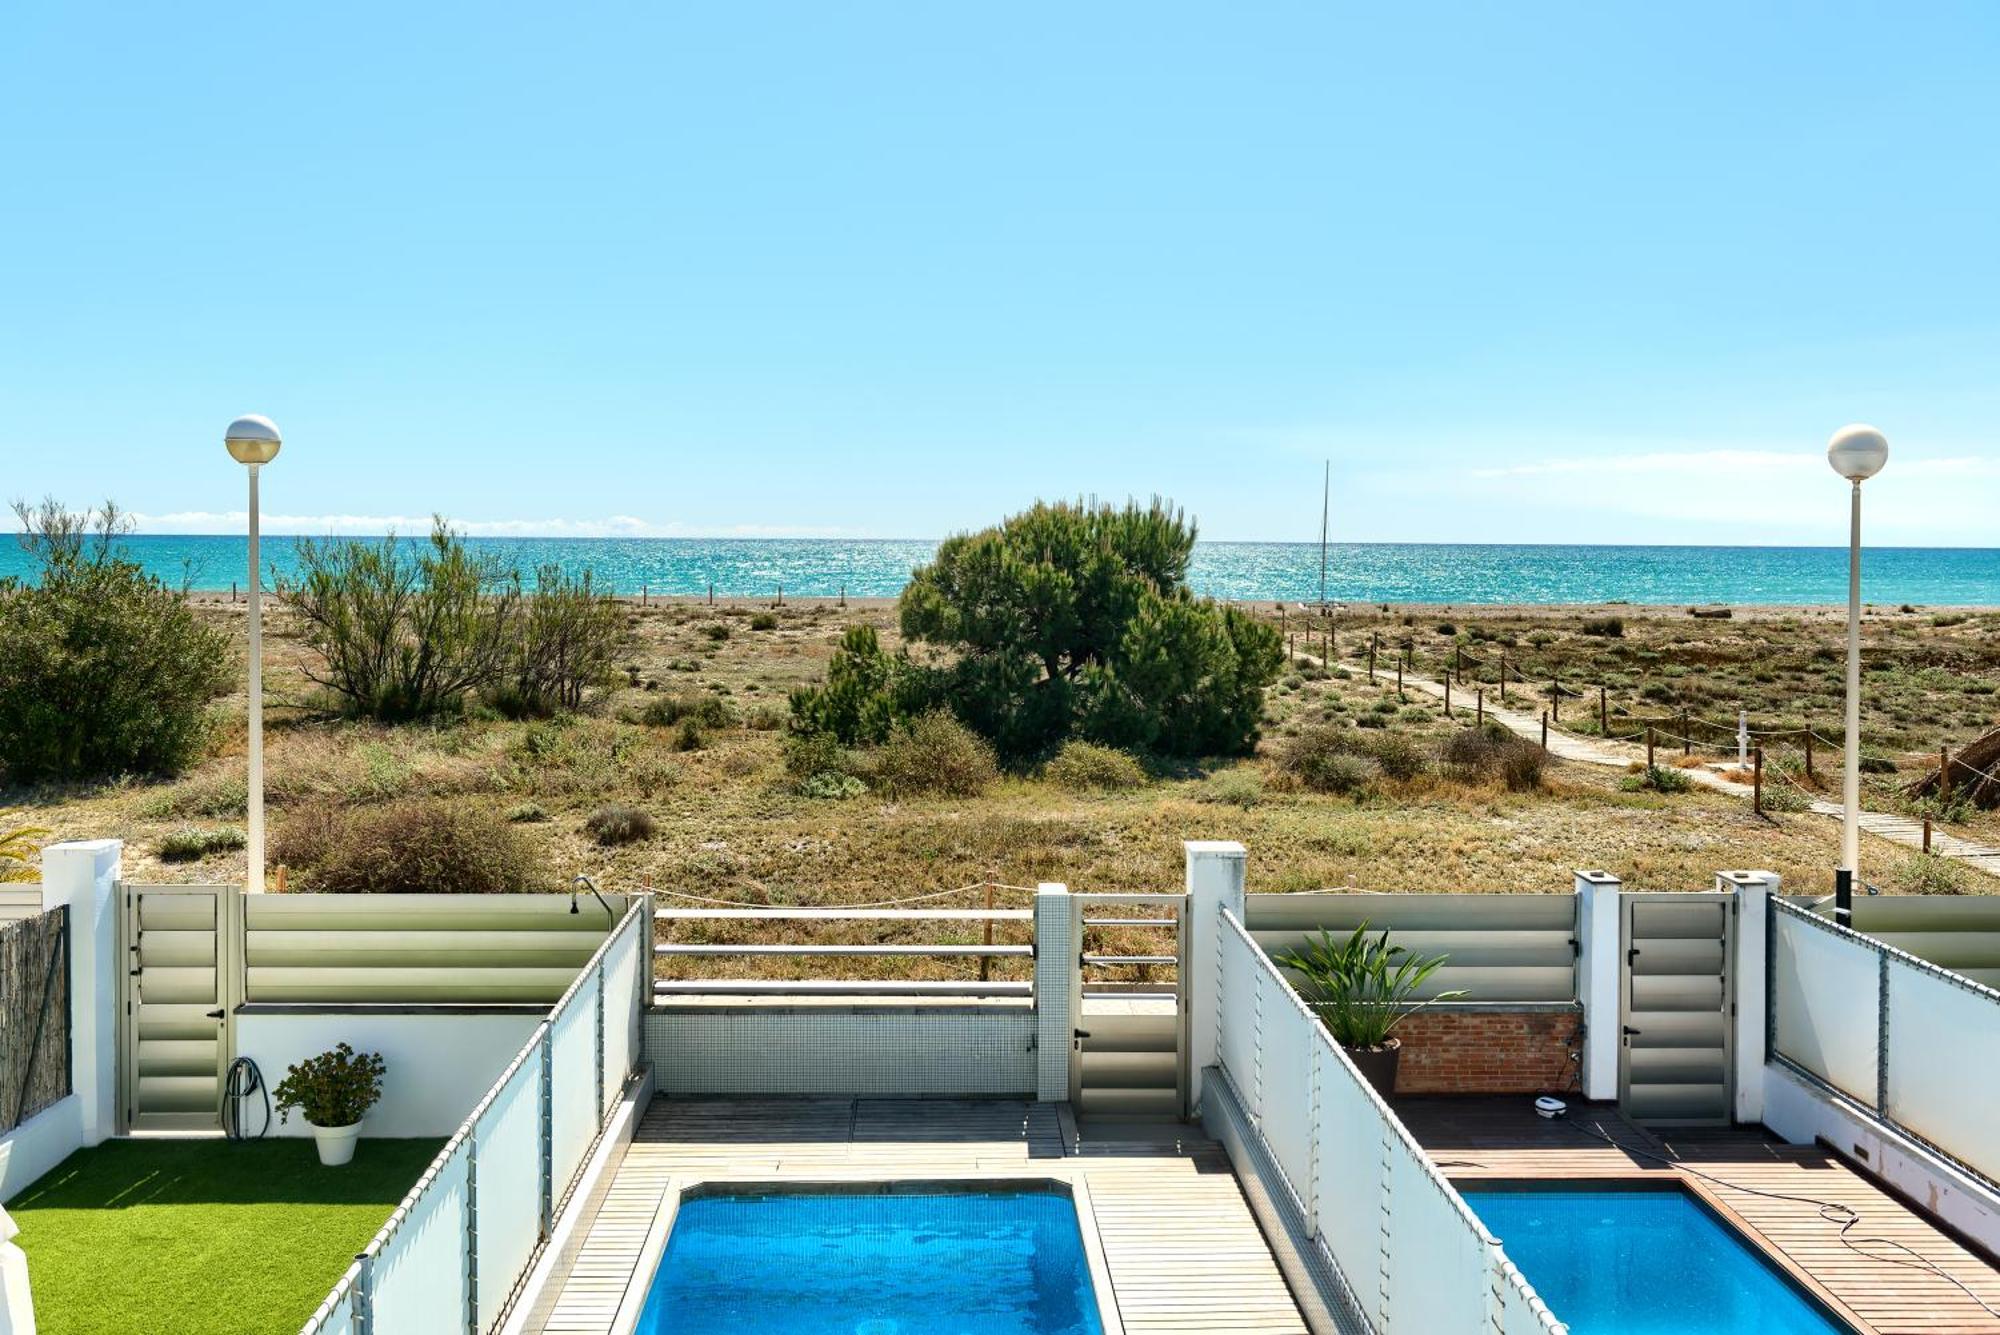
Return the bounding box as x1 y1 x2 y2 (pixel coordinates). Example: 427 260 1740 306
40 840 121 1144
1573 869 1622 1101
1186 840 1246 1114
0 1207 32 1335
1718 869 1778 1124
1032 884 1074 1103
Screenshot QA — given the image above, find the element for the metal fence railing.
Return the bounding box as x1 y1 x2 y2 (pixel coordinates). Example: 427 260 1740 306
1214 908 1566 1335
1 906 70 1132
298 897 650 1335
652 905 1034 999
1770 897 2000 1189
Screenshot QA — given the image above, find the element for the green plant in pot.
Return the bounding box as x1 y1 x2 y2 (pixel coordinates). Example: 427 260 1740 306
274 1043 387 1166
1277 924 1463 1098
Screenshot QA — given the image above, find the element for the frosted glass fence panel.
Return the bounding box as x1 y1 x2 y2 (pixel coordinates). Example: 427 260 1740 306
601 924 642 1113
1773 910 1880 1102
1257 964 1315 1207
1313 1041 1387 1323
549 969 602 1200
1383 1145 1492 1335
1498 1260 1562 1335
474 1049 546 1332
1885 958 2000 1183
369 1140 471 1334
302 1270 362 1335
1219 921 1261 1117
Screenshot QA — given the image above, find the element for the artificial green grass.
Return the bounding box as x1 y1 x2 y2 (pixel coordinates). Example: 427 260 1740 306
6 1137 443 1335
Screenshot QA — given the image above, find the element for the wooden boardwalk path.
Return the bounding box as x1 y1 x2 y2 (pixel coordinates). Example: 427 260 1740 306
530 1097 1307 1335
1390 665 2000 884
1400 1096 2000 1334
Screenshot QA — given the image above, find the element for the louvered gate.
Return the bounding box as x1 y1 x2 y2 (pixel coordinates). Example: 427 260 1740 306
1618 892 1733 1126
120 883 241 1132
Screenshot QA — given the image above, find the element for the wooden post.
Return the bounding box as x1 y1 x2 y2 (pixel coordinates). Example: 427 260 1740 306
1499 655 1508 703
1804 728 1814 780
1551 679 1560 722
1476 688 1484 727
1924 818 1933 853
1455 645 1464 683
980 884 995 983
641 582 648 606
1753 747 1764 815
232 581 238 602
1444 676 1452 716
1941 747 1952 801
1599 686 1608 736
1368 635 1377 681
840 584 846 608
1646 724 1656 769
1541 711 1549 752
708 582 714 606
777 583 784 607
1396 660 1403 698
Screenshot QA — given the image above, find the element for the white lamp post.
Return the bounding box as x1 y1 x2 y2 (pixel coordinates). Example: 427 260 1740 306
1827 423 1888 923
225 415 283 895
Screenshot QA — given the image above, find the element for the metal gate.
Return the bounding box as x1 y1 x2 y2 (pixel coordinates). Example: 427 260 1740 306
1619 892 1733 1126
1068 893 1188 1120
120 883 241 1133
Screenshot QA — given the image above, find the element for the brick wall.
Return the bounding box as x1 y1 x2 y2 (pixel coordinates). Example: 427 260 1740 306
1391 1007 1580 1095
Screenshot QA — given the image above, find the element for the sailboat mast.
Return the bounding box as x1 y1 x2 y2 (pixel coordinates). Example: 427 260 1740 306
1317 460 1330 611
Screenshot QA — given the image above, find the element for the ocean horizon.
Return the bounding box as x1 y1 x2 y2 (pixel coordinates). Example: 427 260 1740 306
3 535 1998 606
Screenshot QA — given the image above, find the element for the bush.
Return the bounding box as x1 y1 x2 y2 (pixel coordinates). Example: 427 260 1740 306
798 771 867 800
637 693 733 729
1045 742 1147 791
1201 769 1265 807
1896 851 1971 896
671 719 707 751
898 499 1282 760
505 802 549 823
874 711 998 797
1441 725 1547 792
701 623 730 642
584 803 655 846
0 500 231 781
1581 616 1624 638
1621 764 1692 794
749 612 778 631
784 731 853 782
1358 730 1430 781
273 799 544 893
788 625 905 745
157 825 246 863
492 564 628 717
1280 725 1378 794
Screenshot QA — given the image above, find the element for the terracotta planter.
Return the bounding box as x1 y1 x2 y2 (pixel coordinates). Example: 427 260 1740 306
308 1118 362 1166
1343 1038 1401 1099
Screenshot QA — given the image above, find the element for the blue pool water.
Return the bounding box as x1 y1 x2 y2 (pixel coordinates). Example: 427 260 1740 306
1470 1187 1849 1334
634 1189 1105 1335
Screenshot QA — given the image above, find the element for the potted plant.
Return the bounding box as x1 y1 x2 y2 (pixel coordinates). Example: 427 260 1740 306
1278 924 1463 1098
274 1043 387 1166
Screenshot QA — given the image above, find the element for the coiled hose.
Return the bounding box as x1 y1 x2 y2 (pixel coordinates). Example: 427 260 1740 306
221 1056 271 1140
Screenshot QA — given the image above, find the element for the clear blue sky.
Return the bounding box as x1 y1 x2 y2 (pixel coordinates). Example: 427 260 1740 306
4 3 1997 545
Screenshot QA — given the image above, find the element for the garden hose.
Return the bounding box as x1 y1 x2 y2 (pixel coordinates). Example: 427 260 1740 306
222 1056 271 1140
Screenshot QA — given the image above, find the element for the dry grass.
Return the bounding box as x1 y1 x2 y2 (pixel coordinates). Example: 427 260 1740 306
3 597 1987 982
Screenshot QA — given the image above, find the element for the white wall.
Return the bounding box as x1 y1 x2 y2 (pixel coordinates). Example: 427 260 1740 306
0 842 121 1203
234 1011 541 1138
1763 1063 2000 1257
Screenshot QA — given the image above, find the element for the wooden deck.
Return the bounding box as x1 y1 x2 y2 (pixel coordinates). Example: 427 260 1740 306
530 1096 1306 1335
1398 1096 2000 1335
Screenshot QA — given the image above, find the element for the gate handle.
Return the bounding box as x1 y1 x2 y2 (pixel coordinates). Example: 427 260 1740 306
204 1009 225 1020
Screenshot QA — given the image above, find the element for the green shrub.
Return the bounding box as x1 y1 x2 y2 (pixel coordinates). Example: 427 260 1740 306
1441 725 1547 792
1757 783 1811 813
1280 725 1378 794
273 799 544 893
788 625 906 745
897 499 1282 760
671 719 707 751
749 612 778 631
283 519 516 722
874 711 998 797
1045 742 1147 791
784 731 852 782
701 623 730 642
1621 764 1693 794
1357 730 1430 781
584 803 655 846
1200 769 1265 807
491 564 628 717
1896 851 1971 895
505 802 549 823
1581 616 1624 638
1859 753 1899 775
0 500 231 781
157 825 246 863
637 693 733 729
798 771 867 800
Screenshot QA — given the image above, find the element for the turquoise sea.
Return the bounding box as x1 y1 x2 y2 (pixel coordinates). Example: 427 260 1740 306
2 536 1997 605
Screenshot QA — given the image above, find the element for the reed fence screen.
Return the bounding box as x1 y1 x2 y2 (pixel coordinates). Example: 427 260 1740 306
0 906 70 1132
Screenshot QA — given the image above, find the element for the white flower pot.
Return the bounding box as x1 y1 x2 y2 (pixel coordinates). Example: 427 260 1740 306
308 1118 362 1166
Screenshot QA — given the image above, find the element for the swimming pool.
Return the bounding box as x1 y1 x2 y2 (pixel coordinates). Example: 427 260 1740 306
1466 1184 1852 1334
630 1183 1109 1335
